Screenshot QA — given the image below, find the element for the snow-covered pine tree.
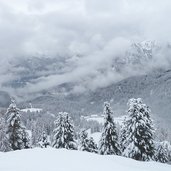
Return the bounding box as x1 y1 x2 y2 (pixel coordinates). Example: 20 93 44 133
38 131 50 148
121 98 155 161
31 120 44 147
0 117 11 152
22 130 31 149
155 141 170 163
88 137 98 153
98 102 120 155
6 100 29 150
52 112 77 150
52 112 63 148
79 130 90 151
64 113 77 150
169 145 171 162
79 130 98 153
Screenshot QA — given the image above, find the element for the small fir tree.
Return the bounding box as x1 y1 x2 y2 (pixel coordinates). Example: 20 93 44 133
88 137 98 153
38 131 50 148
98 102 120 155
155 141 170 163
22 130 31 149
121 98 155 161
79 130 90 151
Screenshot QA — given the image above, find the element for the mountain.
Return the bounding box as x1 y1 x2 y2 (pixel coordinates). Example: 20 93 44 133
1 40 171 131
1 40 170 93
28 69 171 127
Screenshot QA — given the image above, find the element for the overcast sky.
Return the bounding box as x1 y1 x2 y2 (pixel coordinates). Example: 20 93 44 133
1 0 171 58
0 0 171 96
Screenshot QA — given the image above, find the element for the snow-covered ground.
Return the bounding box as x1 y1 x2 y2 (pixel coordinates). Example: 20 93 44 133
91 132 101 144
81 114 104 124
21 107 42 113
0 148 170 171
81 114 126 125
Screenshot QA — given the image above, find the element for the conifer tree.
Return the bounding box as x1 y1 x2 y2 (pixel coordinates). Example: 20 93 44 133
79 130 98 153
64 113 77 149
0 117 11 152
98 102 120 155
38 131 50 148
6 100 29 150
22 130 31 149
88 137 98 153
121 98 155 161
31 120 44 147
52 112 77 150
79 130 90 151
155 141 169 163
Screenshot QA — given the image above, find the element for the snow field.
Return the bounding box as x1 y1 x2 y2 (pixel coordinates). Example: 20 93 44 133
0 148 170 171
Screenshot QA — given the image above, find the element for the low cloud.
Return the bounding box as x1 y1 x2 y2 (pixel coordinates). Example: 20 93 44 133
0 0 171 97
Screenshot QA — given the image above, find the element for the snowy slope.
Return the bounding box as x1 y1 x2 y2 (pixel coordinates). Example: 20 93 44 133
0 148 170 171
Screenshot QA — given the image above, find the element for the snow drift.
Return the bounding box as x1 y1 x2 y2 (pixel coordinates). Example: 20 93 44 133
0 148 170 171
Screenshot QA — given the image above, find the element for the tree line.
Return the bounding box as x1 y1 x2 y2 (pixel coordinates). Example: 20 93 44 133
0 98 171 164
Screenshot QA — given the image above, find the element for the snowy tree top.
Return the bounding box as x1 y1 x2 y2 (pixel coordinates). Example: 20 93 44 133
103 102 113 115
9 100 17 109
127 98 151 115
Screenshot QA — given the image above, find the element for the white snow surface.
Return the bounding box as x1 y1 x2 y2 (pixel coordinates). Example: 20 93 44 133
82 115 104 124
82 115 126 125
90 132 101 144
0 148 170 171
21 108 42 113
